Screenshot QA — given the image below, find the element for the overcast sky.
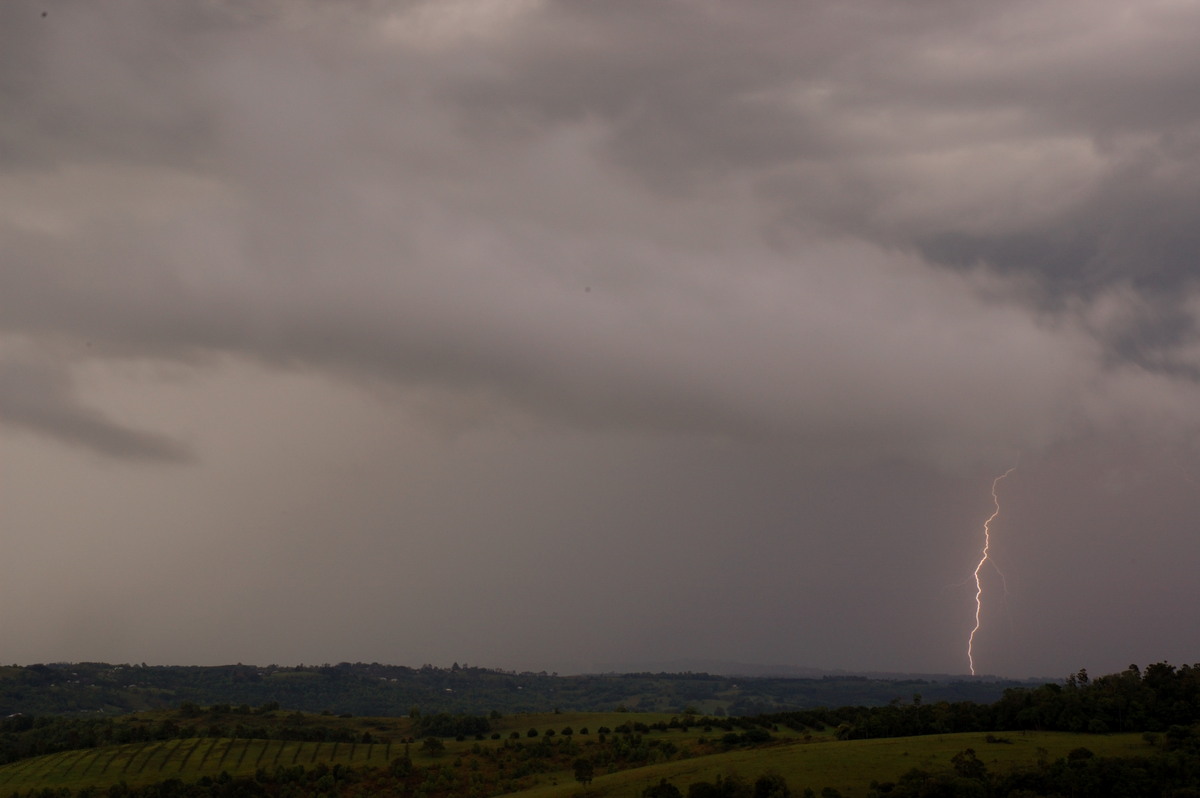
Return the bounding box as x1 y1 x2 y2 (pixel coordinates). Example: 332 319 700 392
3 0 1200 680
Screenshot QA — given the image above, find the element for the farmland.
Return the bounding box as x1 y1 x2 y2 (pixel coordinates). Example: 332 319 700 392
1 662 1198 796
0 709 1163 797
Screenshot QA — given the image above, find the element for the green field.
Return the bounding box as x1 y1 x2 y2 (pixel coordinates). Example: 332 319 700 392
0 736 395 792
0 708 1153 798
572 730 1150 798
0 710 662 793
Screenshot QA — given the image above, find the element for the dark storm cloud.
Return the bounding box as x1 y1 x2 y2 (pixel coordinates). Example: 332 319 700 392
440 1 1200 287
0 359 192 462
5 0 1200 464
3 0 1200 677
0 3 222 171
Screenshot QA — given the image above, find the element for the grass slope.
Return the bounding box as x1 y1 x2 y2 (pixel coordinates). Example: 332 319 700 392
0 710 1152 798
507 731 1150 798
0 710 621 793
0 737 397 793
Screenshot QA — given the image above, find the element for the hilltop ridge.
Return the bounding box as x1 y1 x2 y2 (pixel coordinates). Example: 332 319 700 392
0 661 1027 717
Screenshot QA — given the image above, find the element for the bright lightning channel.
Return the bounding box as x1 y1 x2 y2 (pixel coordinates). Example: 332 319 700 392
967 467 1016 676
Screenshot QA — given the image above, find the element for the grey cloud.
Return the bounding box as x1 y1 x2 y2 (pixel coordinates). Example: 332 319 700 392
3 0 1200 677
0 4 222 172
2 0 1200 467
493 3 1200 290
0 359 193 462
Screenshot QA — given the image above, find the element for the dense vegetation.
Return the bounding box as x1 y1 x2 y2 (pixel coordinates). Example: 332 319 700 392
763 664 1200 739
0 662 1026 717
0 662 1198 797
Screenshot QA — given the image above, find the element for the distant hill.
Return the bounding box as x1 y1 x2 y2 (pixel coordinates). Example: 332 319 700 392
0 661 1034 717
587 657 1049 681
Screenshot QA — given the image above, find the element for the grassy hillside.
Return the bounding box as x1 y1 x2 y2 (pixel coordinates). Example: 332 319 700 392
0 709 1152 798
571 730 1150 798
0 710 705 793
0 737 399 793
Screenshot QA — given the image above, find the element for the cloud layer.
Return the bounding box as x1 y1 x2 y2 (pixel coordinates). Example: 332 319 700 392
3 0 1200 677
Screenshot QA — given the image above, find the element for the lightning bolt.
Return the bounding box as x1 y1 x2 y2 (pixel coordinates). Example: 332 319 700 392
967 466 1016 676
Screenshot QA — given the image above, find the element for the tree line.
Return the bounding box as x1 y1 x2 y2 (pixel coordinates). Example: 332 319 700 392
759 663 1200 739
0 662 1024 717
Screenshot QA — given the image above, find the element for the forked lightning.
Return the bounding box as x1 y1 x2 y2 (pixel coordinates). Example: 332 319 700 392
967 467 1016 676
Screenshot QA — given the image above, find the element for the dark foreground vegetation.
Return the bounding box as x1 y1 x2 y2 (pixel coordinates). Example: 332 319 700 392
764 664 1200 738
0 662 1196 797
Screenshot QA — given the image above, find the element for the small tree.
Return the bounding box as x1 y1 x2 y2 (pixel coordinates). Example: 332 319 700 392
643 777 681 798
420 737 446 756
390 752 413 777
573 758 595 789
754 774 791 798
951 748 987 780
